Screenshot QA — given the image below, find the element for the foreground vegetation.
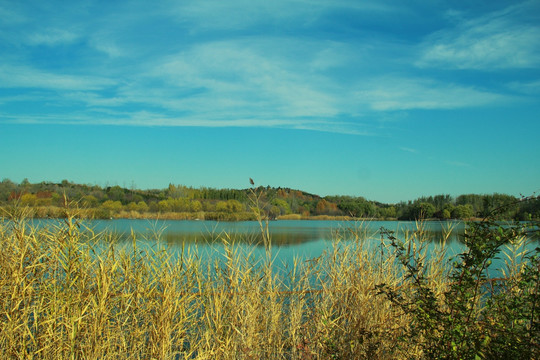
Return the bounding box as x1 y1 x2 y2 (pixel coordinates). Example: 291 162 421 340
1 178 539 220
1 198 538 359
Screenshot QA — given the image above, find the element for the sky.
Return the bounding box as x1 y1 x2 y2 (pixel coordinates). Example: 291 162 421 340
0 0 539 203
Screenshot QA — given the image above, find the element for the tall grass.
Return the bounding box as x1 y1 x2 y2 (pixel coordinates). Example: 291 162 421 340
0 205 536 359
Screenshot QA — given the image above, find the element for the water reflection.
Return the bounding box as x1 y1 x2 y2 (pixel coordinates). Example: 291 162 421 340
26 219 464 242
91 220 470 251
159 231 320 247
29 218 536 250
16 218 537 279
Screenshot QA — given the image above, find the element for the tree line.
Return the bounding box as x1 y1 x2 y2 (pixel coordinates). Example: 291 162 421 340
0 178 538 220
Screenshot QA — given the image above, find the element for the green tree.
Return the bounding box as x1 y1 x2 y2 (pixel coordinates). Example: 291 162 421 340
271 199 292 215
441 209 451 219
379 206 397 219
127 202 139 212
216 201 229 212
82 195 98 207
149 201 159 212
227 199 244 212
190 200 202 212
158 200 171 212
170 198 190 212
106 186 126 203
408 202 436 219
0 178 16 202
451 204 474 219
101 200 123 212
517 196 540 220
136 201 149 212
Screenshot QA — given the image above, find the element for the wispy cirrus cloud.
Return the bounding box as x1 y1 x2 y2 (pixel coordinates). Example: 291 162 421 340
507 80 540 96
355 77 507 111
0 4 27 25
0 0 536 135
0 64 115 91
89 37 124 58
400 147 418 154
169 0 399 33
27 28 79 46
152 40 342 118
417 2 540 70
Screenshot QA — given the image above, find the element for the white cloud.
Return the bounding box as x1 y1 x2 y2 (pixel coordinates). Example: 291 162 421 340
0 4 26 25
90 38 124 58
147 40 342 119
0 64 114 90
355 77 507 111
400 147 418 154
417 2 540 69
0 0 534 135
170 0 397 32
0 109 366 135
507 80 540 95
27 28 79 46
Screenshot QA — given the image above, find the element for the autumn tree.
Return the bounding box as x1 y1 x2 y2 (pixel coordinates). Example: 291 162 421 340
190 200 203 212
101 200 123 212
20 193 37 206
216 201 228 212
271 199 291 215
82 195 99 207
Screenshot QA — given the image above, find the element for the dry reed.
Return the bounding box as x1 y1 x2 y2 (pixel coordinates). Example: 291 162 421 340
0 208 493 359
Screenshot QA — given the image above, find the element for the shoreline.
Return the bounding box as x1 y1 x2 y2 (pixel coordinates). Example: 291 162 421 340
0 206 493 222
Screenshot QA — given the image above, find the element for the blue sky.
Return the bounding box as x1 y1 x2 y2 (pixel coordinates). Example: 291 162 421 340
1 0 539 203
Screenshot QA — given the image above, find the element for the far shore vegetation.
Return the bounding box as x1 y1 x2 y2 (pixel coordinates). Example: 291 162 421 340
1 178 538 221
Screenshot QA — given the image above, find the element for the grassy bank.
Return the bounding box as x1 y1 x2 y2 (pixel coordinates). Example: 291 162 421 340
0 204 381 221
1 207 538 359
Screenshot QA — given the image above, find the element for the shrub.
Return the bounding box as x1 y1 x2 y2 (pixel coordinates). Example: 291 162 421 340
376 199 539 359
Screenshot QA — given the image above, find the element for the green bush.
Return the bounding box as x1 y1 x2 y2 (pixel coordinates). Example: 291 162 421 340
376 201 539 359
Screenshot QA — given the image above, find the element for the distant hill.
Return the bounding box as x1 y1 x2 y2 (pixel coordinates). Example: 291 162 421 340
0 178 538 221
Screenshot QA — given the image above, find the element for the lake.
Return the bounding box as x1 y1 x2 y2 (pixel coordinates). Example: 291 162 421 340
24 218 538 276
34 218 464 255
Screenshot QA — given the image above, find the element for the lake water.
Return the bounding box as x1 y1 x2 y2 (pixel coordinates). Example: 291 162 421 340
29 219 536 275
34 218 464 254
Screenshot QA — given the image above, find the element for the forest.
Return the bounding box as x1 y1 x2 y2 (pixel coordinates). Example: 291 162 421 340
0 178 538 221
